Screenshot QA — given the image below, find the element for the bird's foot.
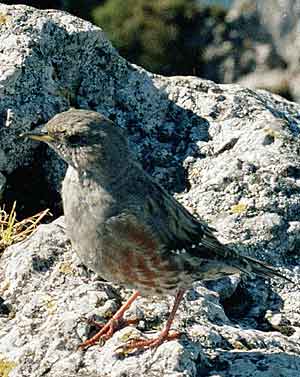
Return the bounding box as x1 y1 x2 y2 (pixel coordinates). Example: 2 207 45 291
79 317 139 349
116 329 182 353
78 290 140 350
116 289 185 354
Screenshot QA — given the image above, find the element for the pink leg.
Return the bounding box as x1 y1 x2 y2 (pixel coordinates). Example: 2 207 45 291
119 289 185 352
79 290 140 349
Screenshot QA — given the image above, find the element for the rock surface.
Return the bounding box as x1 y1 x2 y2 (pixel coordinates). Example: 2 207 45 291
0 219 299 377
0 4 300 377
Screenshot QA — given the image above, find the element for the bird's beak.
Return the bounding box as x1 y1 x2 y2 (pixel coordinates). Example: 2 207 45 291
20 125 55 143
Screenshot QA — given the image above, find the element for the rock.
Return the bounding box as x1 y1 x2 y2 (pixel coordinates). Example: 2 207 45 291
0 4 299 377
1 220 298 377
0 218 216 377
208 351 300 377
265 311 295 336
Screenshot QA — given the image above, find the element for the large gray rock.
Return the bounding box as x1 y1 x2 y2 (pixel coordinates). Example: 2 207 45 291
0 3 192 191
0 4 299 377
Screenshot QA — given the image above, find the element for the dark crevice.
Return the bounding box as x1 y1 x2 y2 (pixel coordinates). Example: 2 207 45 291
215 137 239 155
3 146 62 221
0 296 11 317
284 242 300 267
221 283 254 320
220 278 284 332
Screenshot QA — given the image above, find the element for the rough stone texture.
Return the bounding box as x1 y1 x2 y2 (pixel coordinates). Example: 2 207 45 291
0 3 192 192
0 219 299 377
0 4 300 377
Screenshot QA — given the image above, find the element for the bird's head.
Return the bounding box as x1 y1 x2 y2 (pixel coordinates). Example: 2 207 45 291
22 109 130 180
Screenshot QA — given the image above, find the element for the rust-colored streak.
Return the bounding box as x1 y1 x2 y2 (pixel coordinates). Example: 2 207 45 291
119 249 138 283
102 215 174 290
135 254 156 286
126 223 158 252
147 246 163 266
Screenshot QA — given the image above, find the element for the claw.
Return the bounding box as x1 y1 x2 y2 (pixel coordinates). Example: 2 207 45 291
115 289 185 353
115 330 182 354
78 289 185 354
78 291 141 350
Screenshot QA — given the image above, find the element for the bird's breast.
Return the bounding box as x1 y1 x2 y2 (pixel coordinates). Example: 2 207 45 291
61 168 115 273
61 167 194 295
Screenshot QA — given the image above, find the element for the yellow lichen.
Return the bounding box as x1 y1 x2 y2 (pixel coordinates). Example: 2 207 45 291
103 310 114 319
0 357 17 377
263 127 280 139
119 329 140 343
230 203 247 214
232 340 248 350
44 297 57 314
58 261 74 275
0 13 8 25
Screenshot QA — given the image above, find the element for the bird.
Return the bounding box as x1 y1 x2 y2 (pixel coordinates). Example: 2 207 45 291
22 108 291 352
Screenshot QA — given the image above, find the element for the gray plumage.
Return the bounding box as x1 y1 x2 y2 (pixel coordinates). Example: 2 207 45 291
23 109 289 296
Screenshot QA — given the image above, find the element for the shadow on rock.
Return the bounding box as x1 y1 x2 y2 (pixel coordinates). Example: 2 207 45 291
203 350 300 377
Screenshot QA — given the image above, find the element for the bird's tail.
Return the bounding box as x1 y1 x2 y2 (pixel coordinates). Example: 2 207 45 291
200 228 292 283
232 253 293 283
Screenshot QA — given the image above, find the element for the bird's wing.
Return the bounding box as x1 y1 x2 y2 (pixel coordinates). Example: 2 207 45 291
104 211 160 254
144 179 222 256
142 179 291 282
104 171 290 282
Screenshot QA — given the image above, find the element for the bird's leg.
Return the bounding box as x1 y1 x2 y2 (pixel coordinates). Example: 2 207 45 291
79 290 141 349
119 289 185 352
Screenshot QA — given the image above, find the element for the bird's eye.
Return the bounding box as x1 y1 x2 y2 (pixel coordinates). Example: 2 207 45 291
67 134 85 145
